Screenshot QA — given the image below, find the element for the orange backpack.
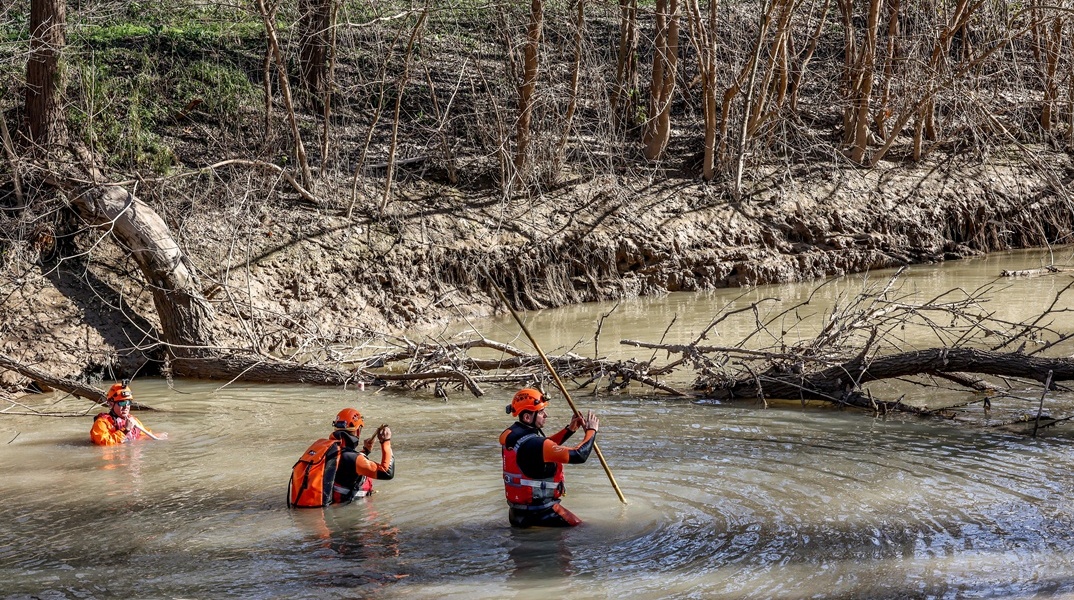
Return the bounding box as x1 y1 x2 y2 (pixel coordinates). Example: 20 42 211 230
287 438 342 508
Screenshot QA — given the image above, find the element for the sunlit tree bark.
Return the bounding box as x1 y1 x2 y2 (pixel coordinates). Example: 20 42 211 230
25 0 67 151
744 0 796 139
69 185 217 358
1040 16 1064 132
871 0 900 140
643 0 679 160
837 0 881 164
788 0 831 114
514 0 544 177
912 0 979 161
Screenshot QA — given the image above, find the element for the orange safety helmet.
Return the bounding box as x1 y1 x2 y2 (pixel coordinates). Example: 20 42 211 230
106 383 132 403
333 408 364 430
506 388 548 417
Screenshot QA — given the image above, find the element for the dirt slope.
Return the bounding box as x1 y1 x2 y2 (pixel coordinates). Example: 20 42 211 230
3 146 1071 391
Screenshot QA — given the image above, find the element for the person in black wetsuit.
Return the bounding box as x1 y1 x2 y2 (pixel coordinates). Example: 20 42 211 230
498 388 599 527
329 408 394 503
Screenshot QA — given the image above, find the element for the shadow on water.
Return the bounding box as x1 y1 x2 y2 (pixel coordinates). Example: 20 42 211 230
505 526 576 581
287 504 408 595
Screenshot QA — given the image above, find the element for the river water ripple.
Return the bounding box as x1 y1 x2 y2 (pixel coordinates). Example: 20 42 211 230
5 249 1074 599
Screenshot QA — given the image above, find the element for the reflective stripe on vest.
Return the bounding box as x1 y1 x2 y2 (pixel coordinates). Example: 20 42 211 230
333 482 371 498
502 432 561 510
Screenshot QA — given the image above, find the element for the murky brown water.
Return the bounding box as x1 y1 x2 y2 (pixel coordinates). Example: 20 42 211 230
5 248 1074 599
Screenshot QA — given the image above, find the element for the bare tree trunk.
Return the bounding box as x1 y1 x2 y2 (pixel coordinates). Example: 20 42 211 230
611 0 639 134
700 348 1074 407
25 0 67 151
262 42 274 141
0 106 24 209
69 185 216 358
320 0 339 176
837 0 856 144
0 354 116 406
912 0 976 160
789 0 830 114
848 0 881 164
421 61 459 185
1067 21 1074 144
733 0 770 195
1041 16 1064 131
514 0 544 180
685 0 719 181
872 0 900 139
381 10 427 213
643 0 679 161
744 0 794 138
256 0 315 191
298 0 337 112
555 0 585 172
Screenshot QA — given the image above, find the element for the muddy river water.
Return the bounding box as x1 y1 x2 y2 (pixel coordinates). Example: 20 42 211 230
5 248 1074 599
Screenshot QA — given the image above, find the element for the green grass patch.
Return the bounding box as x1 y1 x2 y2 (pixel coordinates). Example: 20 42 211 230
64 19 265 172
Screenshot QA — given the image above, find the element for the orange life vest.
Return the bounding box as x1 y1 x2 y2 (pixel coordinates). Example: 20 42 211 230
501 428 565 510
92 412 145 443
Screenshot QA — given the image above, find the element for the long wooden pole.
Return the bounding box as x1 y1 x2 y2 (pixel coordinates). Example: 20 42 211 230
491 283 627 504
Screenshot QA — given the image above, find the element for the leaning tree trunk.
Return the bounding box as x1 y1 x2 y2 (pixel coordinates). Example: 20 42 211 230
18 0 367 387
70 185 216 360
25 0 67 150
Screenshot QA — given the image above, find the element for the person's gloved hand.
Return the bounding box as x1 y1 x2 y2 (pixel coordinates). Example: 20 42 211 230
377 425 391 443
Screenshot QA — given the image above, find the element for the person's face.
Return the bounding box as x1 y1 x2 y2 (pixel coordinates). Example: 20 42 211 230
111 399 131 417
534 408 547 428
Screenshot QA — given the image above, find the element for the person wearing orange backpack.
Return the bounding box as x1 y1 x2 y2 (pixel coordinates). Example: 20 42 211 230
499 388 599 528
90 382 168 446
288 408 394 507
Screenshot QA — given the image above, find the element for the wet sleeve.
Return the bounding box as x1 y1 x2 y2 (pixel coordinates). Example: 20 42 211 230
548 426 574 445
542 429 596 465
90 417 126 446
355 440 394 480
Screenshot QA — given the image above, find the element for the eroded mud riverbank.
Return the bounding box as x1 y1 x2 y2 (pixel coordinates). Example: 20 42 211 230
3 151 1072 389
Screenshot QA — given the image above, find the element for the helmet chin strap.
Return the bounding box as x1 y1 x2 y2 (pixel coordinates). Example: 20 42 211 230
520 411 544 434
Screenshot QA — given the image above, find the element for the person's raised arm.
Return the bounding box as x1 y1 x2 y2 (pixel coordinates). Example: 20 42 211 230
544 411 599 464
356 425 394 480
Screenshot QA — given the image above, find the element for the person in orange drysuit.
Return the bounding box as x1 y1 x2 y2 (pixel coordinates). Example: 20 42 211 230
328 408 395 503
499 388 599 527
90 382 167 446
